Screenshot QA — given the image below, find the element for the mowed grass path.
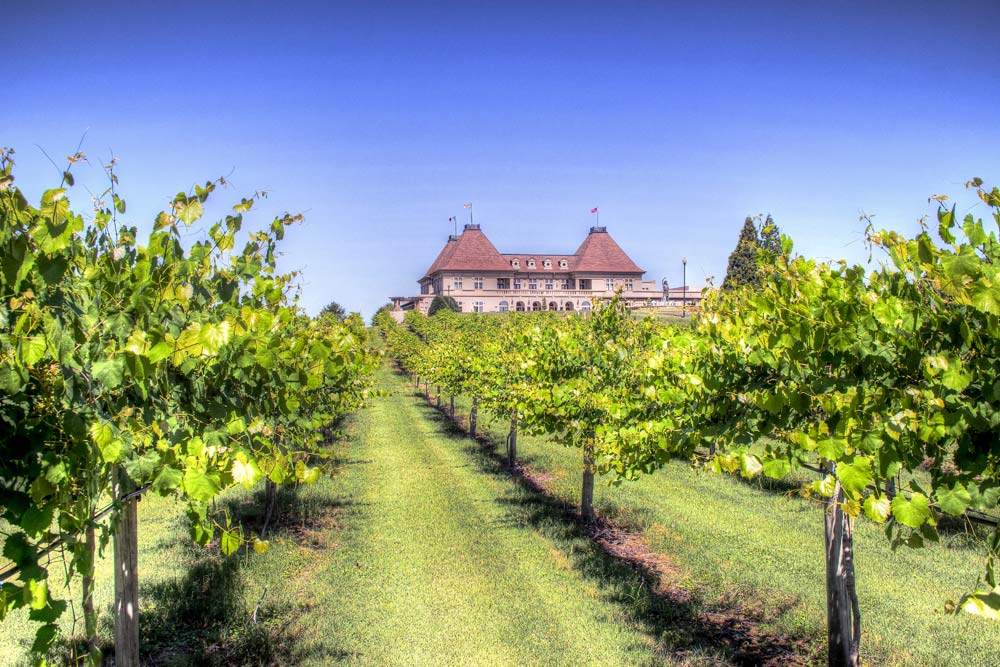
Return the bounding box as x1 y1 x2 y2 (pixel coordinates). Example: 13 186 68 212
282 368 670 666
444 390 1000 667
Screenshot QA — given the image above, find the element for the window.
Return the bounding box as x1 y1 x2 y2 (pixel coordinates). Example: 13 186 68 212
606 277 615 290
527 259 536 269
511 258 520 268
579 279 591 290
497 278 510 289
473 276 484 290
564 301 574 311
472 301 484 313
532 301 542 311
513 278 521 289
625 279 634 291
581 300 592 312
529 278 537 290
545 279 553 290
499 300 509 312
548 301 558 311
515 301 525 312
543 259 552 269
559 259 568 269
561 279 571 290
453 276 463 290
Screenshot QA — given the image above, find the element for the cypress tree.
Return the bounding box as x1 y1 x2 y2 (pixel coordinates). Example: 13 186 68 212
428 295 461 315
759 214 782 255
722 217 762 290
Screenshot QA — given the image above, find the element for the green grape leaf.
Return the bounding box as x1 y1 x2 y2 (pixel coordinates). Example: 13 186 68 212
152 466 183 495
177 200 204 226
817 437 847 461
183 468 221 503
968 482 1000 512
220 529 241 556
891 493 932 529
970 283 1000 316
29 598 66 624
124 451 161 482
837 457 873 498
863 494 891 523
761 457 790 479
92 359 125 390
941 364 973 392
232 458 260 488
20 506 53 538
936 482 972 516
20 336 46 366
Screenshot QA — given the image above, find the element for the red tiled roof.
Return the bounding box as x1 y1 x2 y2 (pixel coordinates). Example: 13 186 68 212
423 237 458 278
422 226 510 278
572 229 644 273
423 226 644 278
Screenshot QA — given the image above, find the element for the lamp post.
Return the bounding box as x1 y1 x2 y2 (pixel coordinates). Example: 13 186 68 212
682 257 687 317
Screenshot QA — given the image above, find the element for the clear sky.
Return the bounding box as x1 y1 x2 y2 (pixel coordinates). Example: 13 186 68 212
7 0 999 319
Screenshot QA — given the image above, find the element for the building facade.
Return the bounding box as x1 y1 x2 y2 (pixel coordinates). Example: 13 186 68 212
389 224 665 317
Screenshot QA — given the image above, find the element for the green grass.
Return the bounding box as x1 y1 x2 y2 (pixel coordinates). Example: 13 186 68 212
273 367 696 666
8 367 748 666
443 391 1000 667
8 367 996 666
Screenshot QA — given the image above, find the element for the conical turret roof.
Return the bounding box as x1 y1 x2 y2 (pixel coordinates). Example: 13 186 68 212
572 227 643 273
422 225 510 278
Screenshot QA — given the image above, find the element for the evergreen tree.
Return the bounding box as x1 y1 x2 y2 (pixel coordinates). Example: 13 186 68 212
320 301 347 320
722 217 762 290
428 295 461 315
722 215 784 290
759 214 782 255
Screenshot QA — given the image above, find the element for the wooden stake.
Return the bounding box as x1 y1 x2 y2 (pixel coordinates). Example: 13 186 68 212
825 477 861 667
113 467 140 667
581 439 596 522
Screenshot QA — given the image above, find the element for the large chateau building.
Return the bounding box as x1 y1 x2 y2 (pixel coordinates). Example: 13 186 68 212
389 224 664 317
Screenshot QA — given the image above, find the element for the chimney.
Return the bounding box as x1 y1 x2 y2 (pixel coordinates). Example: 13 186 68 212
589 226 607 234
464 223 481 231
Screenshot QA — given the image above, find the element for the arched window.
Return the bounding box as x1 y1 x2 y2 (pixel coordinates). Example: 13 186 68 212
543 259 552 269
581 300 591 312
559 259 568 269
527 259 536 269
531 301 542 311
548 301 558 311
564 301 574 311
511 258 520 268
499 300 509 312
515 301 525 312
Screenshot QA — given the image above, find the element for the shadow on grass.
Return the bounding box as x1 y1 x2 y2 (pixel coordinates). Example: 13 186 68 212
410 392 814 667
126 480 371 667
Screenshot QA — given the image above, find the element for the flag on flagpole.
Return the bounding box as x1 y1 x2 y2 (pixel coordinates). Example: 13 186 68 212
463 203 473 209
590 207 599 214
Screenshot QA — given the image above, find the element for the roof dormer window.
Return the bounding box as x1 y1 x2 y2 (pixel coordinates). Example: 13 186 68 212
543 259 552 269
559 259 568 269
511 258 520 268
527 259 536 269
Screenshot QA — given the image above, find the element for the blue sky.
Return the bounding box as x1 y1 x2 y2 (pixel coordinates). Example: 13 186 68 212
7 0 999 318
